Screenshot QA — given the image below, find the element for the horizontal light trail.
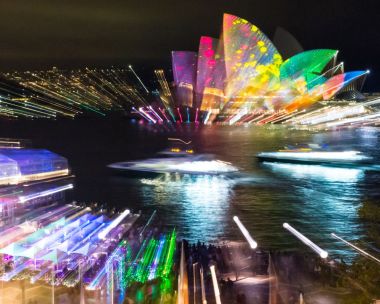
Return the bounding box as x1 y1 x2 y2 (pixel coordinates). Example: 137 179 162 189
18 184 73 203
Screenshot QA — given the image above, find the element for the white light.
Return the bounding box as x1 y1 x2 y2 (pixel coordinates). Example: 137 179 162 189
233 216 257 249
229 108 248 125
331 233 380 264
210 265 221 304
139 107 157 123
169 160 238 174
203 111 211 124
259 151 369 162
19 184 73 203
283 223 328 258
263 162 363 182
170 160 237 173
98 209 130 239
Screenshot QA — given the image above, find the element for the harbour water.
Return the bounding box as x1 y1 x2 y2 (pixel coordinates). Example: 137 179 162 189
1 118 379 260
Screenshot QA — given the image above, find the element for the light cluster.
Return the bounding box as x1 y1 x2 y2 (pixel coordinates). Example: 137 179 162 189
0 67 151 118
0 177 176 302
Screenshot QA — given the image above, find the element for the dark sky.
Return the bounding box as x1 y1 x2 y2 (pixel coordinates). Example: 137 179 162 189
1 0 379 90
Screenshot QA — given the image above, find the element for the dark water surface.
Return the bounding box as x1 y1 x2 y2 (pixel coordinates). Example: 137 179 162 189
1 118 380 259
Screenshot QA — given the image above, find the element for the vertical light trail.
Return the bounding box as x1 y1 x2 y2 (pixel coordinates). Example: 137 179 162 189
200 267 207 304
148 236 165 280
210 265 221 304
177 108 183 123
195 108 199 124
186 107 190 123
167 108 177 122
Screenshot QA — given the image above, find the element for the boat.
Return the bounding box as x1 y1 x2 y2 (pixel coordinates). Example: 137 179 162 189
257 147 373 168
108 138 238 176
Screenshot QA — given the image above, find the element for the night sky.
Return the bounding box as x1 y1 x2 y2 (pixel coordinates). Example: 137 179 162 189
1 0 379 90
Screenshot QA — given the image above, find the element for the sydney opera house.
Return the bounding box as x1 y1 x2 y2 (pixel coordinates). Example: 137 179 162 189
168 14 370 125
0 13 376 127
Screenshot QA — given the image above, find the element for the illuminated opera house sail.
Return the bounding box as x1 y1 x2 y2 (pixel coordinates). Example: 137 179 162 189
170 13 369 124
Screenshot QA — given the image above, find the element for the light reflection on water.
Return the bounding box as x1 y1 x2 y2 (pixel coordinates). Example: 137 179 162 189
3 120 380 262
21 123 374 261
260 162 364 258
136 163 365 259
122 126 380 260
140 174 235 242
262 162 364 182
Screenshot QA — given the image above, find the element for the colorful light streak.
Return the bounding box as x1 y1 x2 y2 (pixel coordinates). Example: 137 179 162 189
177 107 183 123
1 67 152 119
0 202 137 291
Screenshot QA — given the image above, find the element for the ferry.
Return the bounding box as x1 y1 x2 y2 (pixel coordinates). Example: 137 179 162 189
108 138 238 176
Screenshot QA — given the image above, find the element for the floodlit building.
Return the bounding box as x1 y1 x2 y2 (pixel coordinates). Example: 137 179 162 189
0 148 68 185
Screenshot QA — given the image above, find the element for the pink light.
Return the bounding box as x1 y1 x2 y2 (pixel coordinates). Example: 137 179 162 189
139 107 157 123
195 108 199 124
177 107 183 123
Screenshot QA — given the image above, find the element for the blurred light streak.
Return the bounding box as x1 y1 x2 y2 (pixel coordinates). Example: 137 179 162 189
139 107 157 123
98 209 130 240
331 233 380 264
283 223 328 258
233 216 257 249
263 162 363 182
128 65 149 93
210 265 221 304
18 184 73 203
